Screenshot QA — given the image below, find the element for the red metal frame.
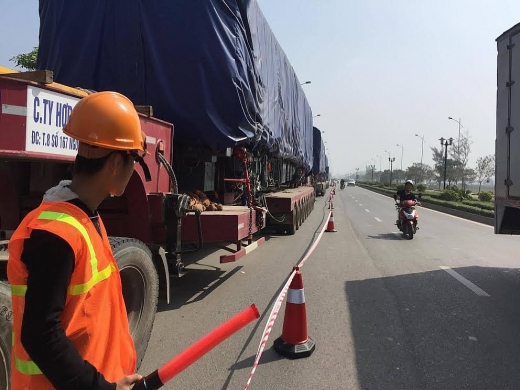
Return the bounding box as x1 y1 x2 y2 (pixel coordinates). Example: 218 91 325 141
223 147 264 214
0 78 174 242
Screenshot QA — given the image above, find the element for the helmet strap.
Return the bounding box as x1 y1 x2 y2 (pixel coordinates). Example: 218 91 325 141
131 152 152 182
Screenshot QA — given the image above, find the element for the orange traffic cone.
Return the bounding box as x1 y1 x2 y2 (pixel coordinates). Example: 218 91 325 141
325 211 337 232
274 267 315 359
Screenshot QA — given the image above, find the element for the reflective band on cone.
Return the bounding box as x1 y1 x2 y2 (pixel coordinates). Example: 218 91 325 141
273 267 315 359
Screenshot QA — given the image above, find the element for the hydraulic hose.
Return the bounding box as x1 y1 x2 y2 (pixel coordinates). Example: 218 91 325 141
157 152 179 194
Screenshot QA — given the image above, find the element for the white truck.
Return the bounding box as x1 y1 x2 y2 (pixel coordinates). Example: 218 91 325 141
495 22 520 234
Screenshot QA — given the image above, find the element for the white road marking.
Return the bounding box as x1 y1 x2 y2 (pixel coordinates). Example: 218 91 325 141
359 204 363 206
374 217 382 222
365 209 370 213
439 266 490 297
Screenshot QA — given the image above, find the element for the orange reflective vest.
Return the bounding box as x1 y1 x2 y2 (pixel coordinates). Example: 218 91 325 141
8 201 136 389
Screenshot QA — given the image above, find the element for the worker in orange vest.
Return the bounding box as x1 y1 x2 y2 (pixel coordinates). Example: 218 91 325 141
8 91 150 389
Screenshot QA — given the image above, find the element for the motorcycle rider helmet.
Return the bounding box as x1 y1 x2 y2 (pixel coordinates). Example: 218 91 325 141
405 180 414 187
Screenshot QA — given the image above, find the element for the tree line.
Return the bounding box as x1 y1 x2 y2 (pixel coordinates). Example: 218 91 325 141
364 129 495 193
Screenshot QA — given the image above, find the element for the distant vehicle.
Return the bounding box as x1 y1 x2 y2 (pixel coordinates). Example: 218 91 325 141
347 179 356 186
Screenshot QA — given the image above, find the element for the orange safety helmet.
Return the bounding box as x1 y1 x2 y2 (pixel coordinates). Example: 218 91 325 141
63 91 147 153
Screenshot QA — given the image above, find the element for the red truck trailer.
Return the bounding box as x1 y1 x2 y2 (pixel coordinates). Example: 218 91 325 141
0 69 191 388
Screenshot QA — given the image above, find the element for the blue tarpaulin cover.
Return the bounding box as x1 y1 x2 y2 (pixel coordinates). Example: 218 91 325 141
312 127 327 175
37 0 314 170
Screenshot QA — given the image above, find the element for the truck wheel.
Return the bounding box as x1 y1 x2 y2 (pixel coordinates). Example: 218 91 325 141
287 209 297 235
110 237 159 370
0 280 11 390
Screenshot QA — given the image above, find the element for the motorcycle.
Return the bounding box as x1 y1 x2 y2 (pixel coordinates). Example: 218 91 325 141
340 182 345 190
395 195 421 239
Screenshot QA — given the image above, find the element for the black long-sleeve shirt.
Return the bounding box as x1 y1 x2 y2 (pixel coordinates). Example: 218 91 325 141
20 198 117 390
395 189 417 201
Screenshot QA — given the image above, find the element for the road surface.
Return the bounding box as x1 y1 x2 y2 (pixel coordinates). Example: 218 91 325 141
139 186 520 390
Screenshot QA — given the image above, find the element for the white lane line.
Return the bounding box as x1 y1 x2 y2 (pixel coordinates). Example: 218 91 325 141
359 204 363 206
439 266 490 297
365 209 370 213
374 217 382 222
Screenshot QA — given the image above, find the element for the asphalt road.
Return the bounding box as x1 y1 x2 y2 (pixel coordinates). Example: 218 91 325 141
138 186 520 390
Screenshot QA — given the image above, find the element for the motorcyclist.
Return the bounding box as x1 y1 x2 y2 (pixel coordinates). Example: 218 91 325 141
393 180 421 227
340 178 345 189
393 179 418 201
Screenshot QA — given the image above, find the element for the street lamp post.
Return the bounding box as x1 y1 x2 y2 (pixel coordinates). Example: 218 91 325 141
384 150 391 169
448 116 465 188
369 165 375 183
389 157 396 186
448 117 463 153
396 143 404 171
356 168 360 181
415 134 425 183
440 137 454 189
414 134 425 167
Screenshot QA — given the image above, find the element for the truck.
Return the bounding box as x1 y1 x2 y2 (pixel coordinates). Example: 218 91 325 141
37 0 323 238
0 1 329 387
312 127 328 197
495 22 520 234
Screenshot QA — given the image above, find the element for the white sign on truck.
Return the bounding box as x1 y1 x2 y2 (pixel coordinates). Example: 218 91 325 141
25 86 80 157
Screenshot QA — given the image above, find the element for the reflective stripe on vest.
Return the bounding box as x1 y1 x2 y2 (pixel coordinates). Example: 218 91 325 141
11 210 115 297
12 210 116 376
14 342 42 375
12 331 43 375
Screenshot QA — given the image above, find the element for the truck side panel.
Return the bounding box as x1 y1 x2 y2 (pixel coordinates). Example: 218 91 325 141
495 23 520 233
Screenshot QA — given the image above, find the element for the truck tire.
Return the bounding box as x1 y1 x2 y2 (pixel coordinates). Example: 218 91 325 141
287 209 297 235
110 237 159 370
0 281 11 390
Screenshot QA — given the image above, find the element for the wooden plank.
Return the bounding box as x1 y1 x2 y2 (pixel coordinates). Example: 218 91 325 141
135 105 153 117
1 70 54 84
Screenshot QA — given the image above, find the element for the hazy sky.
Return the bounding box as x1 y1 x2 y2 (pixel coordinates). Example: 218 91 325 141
2 1 519 177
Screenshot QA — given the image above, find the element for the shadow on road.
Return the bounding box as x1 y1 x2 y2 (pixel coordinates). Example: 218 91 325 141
367 233 404 240
227 347 283 372
158 265 244 312
345 266 520 390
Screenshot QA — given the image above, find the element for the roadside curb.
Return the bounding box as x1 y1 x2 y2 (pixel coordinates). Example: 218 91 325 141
358 184 494 227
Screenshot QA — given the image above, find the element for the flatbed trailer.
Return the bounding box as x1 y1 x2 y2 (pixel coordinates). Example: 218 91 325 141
264 186 316 234
181 206 266 263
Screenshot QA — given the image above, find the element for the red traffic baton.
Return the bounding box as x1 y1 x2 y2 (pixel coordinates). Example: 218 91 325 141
133 304 260 390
